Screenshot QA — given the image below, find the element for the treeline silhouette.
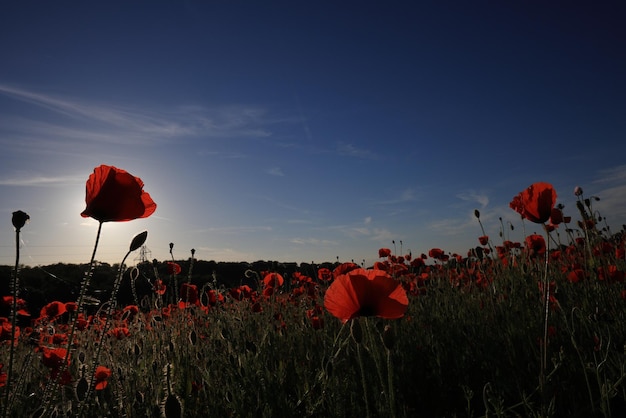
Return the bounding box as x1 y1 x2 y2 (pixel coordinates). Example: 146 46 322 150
0 259 338 320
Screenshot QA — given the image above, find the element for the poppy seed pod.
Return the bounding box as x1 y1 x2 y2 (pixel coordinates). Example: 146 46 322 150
474 209 480 219
12 210 30 230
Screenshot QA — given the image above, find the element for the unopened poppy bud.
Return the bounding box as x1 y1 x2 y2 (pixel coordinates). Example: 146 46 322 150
350 319 362 345
191 248 196 257
169 242 174 251
12 210 30 230
474 209 480 219
383 324 395 350
574 186 583 196
129 231 148 252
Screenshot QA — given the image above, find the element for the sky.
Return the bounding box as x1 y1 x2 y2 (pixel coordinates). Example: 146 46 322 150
1 1 625 268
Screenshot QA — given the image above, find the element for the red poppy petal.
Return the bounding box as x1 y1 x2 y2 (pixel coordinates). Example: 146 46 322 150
324 274 361 322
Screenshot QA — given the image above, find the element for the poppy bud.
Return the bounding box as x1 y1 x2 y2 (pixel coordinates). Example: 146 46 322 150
129 231 148 252
383 324 395 351
191 248 196 257
474 209 480 219
12 210 30 230
574 186 583 196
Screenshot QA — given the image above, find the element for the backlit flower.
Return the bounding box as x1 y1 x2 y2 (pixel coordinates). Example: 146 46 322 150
510 182 557 224
324 268 409 323
81 165 156 222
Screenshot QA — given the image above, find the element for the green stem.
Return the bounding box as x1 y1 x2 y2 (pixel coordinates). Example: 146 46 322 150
387 349 397 418
540 224 551 413
2 227 21 418
357 343 371 418
79 249 131 416
40 221 103 415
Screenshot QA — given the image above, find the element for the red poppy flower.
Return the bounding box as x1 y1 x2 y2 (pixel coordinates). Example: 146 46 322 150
180 283 199 305
509 182 557 224
0 321 19 343
153 279 167 295
317 268 332 281
167 262 182 275
1 296 29 316
94 366 112 390
478 235 489 246
428 248 446 260
324 268 409 323
0 364 7 388
109 327 130 340
42 347 68 370
525 234 546 258
64 302 78 313
81 165 157 222
567 269 585 283
549 208 564 225
378 248 392 258
332 262 360 279
263 273 284 288
39 301 67 320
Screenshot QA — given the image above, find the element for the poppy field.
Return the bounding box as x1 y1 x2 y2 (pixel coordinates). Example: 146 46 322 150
2 166 626 417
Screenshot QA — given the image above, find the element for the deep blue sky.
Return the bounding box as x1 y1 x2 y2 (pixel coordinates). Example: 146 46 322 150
1 1 625 267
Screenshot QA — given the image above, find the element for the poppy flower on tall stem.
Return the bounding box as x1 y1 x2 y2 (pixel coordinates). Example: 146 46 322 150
509 182 557 224
324 268 409 323
80 165 156 223
510 181 557 398
41 166 156 415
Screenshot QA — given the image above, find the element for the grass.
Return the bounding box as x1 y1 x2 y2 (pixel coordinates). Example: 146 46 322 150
1 188 626 417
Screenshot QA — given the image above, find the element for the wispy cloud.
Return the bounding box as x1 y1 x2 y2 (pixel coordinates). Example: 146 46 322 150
336 141 377 159
591 165 626 224
0 174 83 187
456 190 490 209
266 167 285 176
290 237 338 246
0 84 274 149
195 226 273 234
594 164 626 185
